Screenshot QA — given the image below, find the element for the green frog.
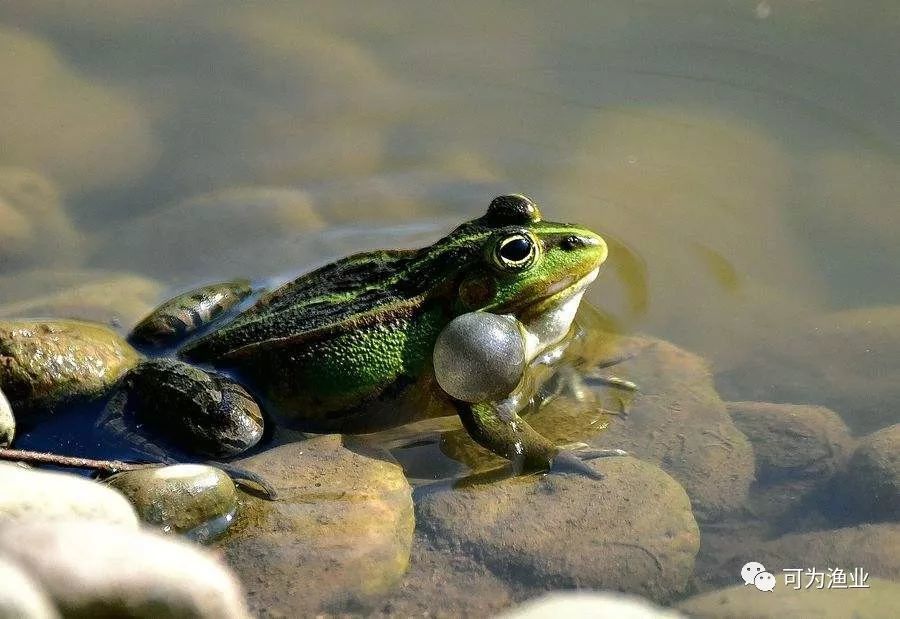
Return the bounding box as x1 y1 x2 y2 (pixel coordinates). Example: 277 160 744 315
117 194 630 476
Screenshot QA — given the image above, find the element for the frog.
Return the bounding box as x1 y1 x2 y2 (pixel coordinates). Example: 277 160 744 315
112 194 633 477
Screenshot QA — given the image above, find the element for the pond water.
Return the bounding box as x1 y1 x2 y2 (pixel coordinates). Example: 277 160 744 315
1 1 898 617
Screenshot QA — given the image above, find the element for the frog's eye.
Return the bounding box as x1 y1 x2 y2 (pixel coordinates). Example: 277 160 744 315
493 233 538 270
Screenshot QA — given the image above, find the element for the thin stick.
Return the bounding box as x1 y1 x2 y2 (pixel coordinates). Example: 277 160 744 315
0 447 153 473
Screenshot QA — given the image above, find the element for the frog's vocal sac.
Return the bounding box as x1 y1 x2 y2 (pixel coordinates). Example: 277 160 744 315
126 194 624 476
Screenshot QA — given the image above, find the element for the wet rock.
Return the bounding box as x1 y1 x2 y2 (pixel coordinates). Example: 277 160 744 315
832 424 900 522
417 456 700 603
0 555 59 619
0 168 82 272
105 464 238 542
500 592 685 618
717 305 900 433
219 435 415 616
0 464 137 527
0 387 13 446
0 521 251 619
0 320 141 413
103 187 324 279
727 402 854 483
0 271 164 329
678 578 900 619
0 27 159 195
586 335 755 521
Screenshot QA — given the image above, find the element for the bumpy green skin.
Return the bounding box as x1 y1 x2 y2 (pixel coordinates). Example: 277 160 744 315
142 195 607 470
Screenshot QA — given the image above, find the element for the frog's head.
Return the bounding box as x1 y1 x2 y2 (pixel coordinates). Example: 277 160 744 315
450 194 607 323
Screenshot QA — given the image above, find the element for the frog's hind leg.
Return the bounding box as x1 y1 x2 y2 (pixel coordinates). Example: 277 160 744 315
129 279 255 349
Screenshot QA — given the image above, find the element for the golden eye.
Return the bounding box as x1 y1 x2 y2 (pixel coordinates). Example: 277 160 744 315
494 233 537 269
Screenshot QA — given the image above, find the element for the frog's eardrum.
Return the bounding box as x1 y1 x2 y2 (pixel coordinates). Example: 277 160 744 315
433 312 526 402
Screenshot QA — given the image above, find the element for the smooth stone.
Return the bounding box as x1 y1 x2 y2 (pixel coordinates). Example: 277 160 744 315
0 464 137 527
0 320 141 412
0 168 82 272
717 305 900 433
0 522 251 619
0 27 158 195
0 271 164 329
832 424 900 522
678 579 900 619
727 401 854 483
580 331 754 521
0 388 13 446
105 464 238 541
218 435 415 616
102 187 324 279
500 592 685 619
0 555 59 619
417 457 700 603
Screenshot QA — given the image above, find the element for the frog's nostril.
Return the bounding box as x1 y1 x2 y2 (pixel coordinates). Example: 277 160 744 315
561 235 599 250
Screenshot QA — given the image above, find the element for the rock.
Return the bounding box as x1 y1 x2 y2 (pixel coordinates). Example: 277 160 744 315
833 425 900 522
0 168 82 272
102 187 324 279
0 271 164 329
417 456 700 603
0 320 141 413
678 578 900 619
0 388 13 446
218 435 415 616
500 592 685 618
583 332 754 521
0 464 137 527
727 402 854 483
0 27 159 195
0 555 59 619
0 521 251 619
717 306 900 433
105 464 238 542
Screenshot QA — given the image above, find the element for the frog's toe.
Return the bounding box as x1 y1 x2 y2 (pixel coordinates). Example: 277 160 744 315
549 450 605 480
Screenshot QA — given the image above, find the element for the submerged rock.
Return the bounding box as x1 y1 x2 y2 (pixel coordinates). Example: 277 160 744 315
0 387 13 446
0 521 251 619
105 464 238 542
0 320 141 413
728 401 854 483
417 457 700 603
0 464 137 527
833 424 900 522
0 555 59 619
678 578 900 619
500 592 685 619
219 434 415 616
0 271 164 329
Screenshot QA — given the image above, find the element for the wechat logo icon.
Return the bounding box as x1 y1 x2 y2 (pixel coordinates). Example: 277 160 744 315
741 561 776 592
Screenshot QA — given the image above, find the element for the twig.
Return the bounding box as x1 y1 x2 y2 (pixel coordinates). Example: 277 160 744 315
0 447 153 473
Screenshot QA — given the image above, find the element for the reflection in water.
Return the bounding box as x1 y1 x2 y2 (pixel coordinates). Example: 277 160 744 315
0 1 898 615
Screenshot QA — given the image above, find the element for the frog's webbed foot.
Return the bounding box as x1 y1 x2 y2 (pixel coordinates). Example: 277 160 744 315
550 446 629 480
129 280 256 349
586 375 639 392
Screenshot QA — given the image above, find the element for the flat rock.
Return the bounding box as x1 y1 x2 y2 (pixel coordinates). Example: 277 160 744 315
717 305 900 433
0 319 141 413
584 334 755 521
833 424 900 522
0 555 59 619
219 434 415 616
0 464 137 527
678 578 900 619
500 592 685 619
727 401 854 483
0 271 164 329
417 456 700 603
0 521 250 619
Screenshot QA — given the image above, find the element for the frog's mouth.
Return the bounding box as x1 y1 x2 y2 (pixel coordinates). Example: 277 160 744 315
504 266 600 362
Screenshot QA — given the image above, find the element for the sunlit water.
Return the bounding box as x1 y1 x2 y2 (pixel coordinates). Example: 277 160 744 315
1 1 898 615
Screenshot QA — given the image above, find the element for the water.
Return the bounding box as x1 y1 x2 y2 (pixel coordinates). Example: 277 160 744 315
1 1 898 615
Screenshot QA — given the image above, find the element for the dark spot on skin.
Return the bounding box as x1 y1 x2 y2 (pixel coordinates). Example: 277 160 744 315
560 235 599 251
